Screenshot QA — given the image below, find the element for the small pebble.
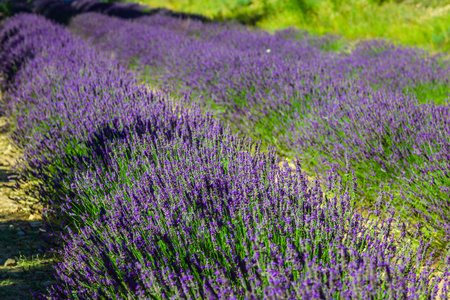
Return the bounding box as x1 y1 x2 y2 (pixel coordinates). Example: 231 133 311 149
29 221 43 228
9 224 14 229
4 258 17 267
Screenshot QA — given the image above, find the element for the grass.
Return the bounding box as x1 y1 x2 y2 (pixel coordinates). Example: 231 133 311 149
137 0 450 53
405 82 450 105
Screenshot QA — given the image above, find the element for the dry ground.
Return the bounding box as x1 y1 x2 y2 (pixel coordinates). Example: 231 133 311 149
0 116 57 300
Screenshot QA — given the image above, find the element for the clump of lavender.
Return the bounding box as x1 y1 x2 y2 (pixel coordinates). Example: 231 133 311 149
45 113 450 299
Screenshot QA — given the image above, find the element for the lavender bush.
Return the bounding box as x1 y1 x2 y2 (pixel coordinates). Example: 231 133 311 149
68 12 450 248
46 115 450 299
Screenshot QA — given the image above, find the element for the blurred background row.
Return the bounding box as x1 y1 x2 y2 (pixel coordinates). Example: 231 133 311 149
1 0 449 52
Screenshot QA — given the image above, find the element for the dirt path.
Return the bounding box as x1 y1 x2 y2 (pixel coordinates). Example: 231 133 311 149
0 116 57 299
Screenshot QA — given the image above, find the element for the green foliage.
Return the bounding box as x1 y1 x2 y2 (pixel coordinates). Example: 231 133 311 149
221 0 271 25
405 82 449 105
290 0 317 19
0 0 31 19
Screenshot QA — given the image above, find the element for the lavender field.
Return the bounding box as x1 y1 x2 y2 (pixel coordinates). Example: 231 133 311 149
69 12 450 246
0 5 450 300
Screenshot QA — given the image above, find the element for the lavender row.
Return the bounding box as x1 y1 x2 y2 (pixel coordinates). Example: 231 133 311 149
70 12 449 96
1 0 213 26
68 13 450 245
2 14 450 298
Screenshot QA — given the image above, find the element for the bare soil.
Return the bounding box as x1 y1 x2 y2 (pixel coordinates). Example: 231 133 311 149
0 116 57 300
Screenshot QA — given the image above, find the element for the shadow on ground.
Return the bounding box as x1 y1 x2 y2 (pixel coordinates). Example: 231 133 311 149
0 219 57 300
0 168 16 183
0 115 57 299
